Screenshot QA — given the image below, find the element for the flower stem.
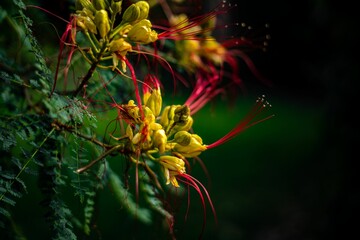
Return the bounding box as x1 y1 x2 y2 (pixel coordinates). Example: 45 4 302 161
76 144 124 173
72 41 108 97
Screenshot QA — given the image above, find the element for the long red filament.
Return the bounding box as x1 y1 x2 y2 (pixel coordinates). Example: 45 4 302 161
123 57 144 119
207 96 274 149
177 172 217 238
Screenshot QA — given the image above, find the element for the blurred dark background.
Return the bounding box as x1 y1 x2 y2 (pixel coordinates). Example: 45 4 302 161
210 1 358 239
1 0 358 239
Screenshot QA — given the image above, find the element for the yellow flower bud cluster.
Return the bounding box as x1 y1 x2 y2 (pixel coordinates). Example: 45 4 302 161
74 0 157 42
75 0 111 38
73 0 158 72
169 13 227 71
117 76 207 187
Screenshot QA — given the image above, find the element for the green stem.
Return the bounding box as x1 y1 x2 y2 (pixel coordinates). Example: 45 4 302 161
0 127 56 201
72 41 108 97
85 32 100 53
109 22 131 40
76 144 124 174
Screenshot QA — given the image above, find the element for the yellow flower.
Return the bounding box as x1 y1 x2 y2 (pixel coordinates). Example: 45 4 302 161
76 8 97 34
143 75 162 117
160 105 193 136
169 14 201 35
93 0 106 10
135 1 150 21
200 37 227 65
172 131 206 158
159 156 186 187
94 10 110 39
175 39 202 72
127 19 158 44
76 15 97 34
153 129 167 153
75 0 96 12
122 1 150 23
109 38 132 57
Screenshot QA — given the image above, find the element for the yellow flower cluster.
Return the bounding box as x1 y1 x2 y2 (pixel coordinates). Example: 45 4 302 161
74 0 158 71
169 14 227 72
118 75 207 187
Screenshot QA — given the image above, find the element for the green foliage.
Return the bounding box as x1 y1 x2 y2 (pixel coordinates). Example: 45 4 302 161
0 0 176 238
0 0 272 238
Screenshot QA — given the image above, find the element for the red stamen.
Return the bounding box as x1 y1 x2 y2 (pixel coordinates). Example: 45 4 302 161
156 2 229 41
185 66 223 114
177 173 217 238
26 5 69 23
26 5 77 95
177 174 206 238
122 57 144 119
53 16 77 95
207 95 274 149
132 47 182 90
143 74 161 93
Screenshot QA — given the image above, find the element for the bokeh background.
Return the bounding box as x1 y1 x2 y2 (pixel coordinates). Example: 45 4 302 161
1 0 358 239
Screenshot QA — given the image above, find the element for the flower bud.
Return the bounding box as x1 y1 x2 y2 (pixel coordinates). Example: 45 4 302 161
143 74 158 105
169 116 193 136
126 100 141 123
160 105 193 136
75 0 96 12
132 132 141 144
111 1 122 14
169 14 201 35
173 132 206 158
174 105 190 124
173 130 191 146
159 155 186 187
159 105 171 129
150 122 162 131
144 107 155 123
122 3 140 23
76 15 98 34
201 37 226 65
93 0 107 10
160 105 177 130
127 19 158 44
95 10 110 38
145 89 162 116
159 155 185 173
134 1 149 21
126 125 133 140
153 129 167 153
109 38 132 56
143 75 162 116
200 15 216 36
162 168 179 187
